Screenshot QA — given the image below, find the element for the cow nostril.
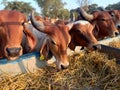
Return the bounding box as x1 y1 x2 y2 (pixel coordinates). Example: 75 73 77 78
117 25 120 29
6 48 10 54
61 65 68 70
115 32 119 36
6 47 21 56
16 48 21 53
93 46 97 50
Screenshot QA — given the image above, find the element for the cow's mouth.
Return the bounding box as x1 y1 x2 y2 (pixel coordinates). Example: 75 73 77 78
5 47 22 61
7 56 20 61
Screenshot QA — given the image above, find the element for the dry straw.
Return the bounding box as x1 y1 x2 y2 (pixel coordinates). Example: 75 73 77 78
0 41 120 90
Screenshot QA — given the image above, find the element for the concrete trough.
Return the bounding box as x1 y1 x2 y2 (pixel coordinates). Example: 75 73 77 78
0 35 120 75
0 52 47 75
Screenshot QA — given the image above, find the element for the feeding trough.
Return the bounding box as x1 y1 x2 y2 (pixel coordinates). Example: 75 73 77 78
0 52 47 75
0 35 120 75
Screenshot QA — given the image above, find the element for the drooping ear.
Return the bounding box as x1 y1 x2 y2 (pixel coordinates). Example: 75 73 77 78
23 24 37 52
40 39 53 60
68 40 76 50
93 24 99 38
68 33 76 50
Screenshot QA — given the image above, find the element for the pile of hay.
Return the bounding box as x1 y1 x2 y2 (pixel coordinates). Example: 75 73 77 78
0 41 120 90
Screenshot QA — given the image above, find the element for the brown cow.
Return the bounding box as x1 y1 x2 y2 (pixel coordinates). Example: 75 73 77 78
30 10 74 70
108 10 120 32
29 11 101 70
68 20 98 50
0 10 37 60
46 17 98 51
74 8 119 40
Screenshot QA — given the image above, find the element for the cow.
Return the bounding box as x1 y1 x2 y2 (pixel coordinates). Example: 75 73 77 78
28 10 75 70
52 18 99 51
72 8 119 40
0 10 37 60
108 10 120 32
68 20 98 51
28 10 101 71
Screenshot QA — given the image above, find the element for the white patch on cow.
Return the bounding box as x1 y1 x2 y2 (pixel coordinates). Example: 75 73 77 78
47 56 56 65
74 20 89 25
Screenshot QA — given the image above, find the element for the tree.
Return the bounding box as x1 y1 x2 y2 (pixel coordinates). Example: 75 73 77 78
35 0 69 19
88 4 103 13
58 9 70 20
1 0 39 16
76 0 91 11
105 2 120 10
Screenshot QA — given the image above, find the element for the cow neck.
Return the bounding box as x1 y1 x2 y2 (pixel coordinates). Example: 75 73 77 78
0 22 23 26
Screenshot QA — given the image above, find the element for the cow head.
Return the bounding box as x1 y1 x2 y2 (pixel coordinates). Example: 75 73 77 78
109 10 120 32
0 10 36 60
79 8 119 39
69 20 98 50
30 10 74 70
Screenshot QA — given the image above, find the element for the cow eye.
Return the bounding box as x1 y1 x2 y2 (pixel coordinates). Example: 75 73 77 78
110 13 115 17
22 22 24 25
101 18 106 21
51 40 56 45
111 14 114 17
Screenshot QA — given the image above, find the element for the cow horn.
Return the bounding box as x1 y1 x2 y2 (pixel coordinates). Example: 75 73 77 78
79 8 94 21
66 22 74 30
70 10 75 21
30 10 45 32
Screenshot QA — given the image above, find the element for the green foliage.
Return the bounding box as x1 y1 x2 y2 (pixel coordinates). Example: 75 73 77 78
35 0 69 19
2 0 39 16
88 4 98 13
105 2 120 10
58 9 70 19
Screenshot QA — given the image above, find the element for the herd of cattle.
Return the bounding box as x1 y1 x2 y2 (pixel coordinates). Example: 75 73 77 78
0 7 120 70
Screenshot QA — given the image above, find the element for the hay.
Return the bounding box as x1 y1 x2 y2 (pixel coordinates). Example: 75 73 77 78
0 41 120 90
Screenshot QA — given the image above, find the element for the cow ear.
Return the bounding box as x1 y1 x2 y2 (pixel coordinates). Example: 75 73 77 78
93 24 99 37
23 25 37 52
68 38 76 50
40 40 53 60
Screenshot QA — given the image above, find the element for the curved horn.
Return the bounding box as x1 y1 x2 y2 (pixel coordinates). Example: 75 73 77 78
79 8 94 21
66 22 74 30
30 10 45 32
70 10 75 21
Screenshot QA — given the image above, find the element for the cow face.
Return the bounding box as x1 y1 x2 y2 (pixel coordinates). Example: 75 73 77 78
69 20 98 50
0 10 36 60
30 10 73 70
79 8 119 39
93 11 119 39
109 10 120 32
47 25 72 70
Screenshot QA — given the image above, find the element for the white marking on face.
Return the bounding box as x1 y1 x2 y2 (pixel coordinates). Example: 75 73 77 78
74 20 89 25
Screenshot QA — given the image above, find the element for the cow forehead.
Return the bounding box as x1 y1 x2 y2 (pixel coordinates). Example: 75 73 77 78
74 20 89 25
97 12 111 18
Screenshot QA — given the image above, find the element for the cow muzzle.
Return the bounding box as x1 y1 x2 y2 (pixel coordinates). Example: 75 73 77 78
116 25 120 33
116 24 120 30
61 64 69 70
110 30 119 37
58 61 69 70
6 47 21 60
114 31 119 36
